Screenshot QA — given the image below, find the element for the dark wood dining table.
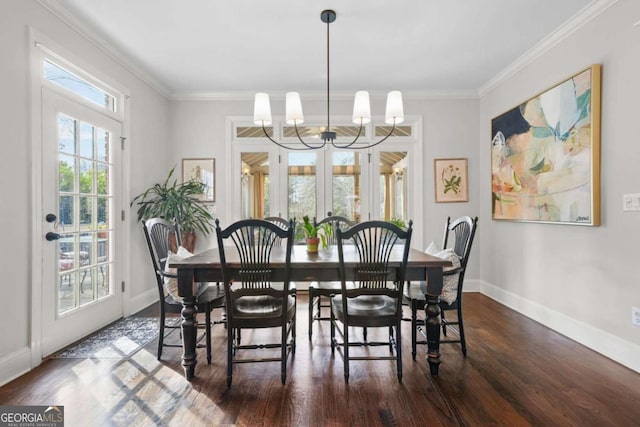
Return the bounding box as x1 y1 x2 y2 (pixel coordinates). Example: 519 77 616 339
173 244 451 380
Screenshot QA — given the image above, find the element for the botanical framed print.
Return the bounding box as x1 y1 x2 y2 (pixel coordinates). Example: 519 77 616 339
434 158 468 203
491 64 601 225
182 158 215 202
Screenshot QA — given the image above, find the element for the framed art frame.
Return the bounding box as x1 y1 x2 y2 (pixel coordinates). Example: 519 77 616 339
491 64 601 226
182 158 215 202
434 158 469 203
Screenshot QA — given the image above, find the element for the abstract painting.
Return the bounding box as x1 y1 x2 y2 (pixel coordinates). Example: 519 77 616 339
491 65 601 225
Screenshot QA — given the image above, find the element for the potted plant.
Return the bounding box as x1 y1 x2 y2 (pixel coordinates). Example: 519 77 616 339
296 215 331 253
131 165 214 252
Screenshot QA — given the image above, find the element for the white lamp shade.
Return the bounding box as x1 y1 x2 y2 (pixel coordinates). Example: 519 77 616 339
285 92 304 125
253 93 272 125
385 91 404 124
352 91 371 124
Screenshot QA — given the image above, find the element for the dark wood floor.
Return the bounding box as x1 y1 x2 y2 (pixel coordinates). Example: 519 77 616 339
1 293 639 426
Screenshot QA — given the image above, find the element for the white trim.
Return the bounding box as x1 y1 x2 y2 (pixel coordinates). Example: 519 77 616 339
35 0 169 97
170 89 478 102
478 0 618 96
0 348 32 387
478 280 640 374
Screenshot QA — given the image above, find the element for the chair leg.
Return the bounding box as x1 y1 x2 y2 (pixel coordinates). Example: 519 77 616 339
205 305 212 364
411 303 417 361
330 305 336 354
344 321 350 383
281 320 287 385
157 309 165 360
396 322 403 382
227 322 233 388
458 305 467 357
308 290 314 340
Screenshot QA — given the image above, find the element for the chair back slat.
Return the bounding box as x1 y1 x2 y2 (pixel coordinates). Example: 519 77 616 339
216 218 294 291
315 213 356 246
338 220 412 292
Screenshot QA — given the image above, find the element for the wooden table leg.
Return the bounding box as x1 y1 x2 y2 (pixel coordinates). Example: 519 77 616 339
178 268 198 380
425 267 443 376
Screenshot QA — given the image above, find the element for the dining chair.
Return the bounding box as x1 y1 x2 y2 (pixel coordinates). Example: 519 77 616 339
330 220 412 382
308 213 356 339
215 218 296 387
403 216 478 359
142 218 225 363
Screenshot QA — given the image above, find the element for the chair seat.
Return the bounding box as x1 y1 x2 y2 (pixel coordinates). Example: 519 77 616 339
331 294 399 326
233 295 296 320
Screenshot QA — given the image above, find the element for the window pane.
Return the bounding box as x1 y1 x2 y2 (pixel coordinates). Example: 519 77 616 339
288 152 316 221
375 125 412 137
332 151 361 222
97 128 108 162
283 125 362 138
79 122 93 159
58 114 75 155
79 159 94 194
59 155 75 193
44 59 116 111
240 152 269 219
379 151 408 222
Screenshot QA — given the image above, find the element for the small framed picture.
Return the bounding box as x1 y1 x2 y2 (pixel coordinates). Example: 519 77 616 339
434 158 468 203
182 158 215 202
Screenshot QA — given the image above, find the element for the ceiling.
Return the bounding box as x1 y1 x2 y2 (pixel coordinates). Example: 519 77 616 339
51 0 593 97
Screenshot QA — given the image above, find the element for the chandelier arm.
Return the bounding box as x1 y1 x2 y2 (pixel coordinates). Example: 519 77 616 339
339 120 397 150
260 123 314 151
294 121 326 150
331 121 364 149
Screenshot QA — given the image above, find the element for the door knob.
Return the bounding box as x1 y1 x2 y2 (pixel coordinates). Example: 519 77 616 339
46 232 61 241
46 213 57 223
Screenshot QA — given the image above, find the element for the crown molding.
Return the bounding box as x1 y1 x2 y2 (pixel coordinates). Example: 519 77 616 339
168 89 478 102
478 0 618 97
35 0 171 98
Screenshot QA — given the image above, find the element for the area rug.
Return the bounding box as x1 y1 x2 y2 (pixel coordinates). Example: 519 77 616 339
52 317 160 359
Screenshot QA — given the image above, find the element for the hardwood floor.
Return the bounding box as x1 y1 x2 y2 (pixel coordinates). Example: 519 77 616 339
1 293 639 426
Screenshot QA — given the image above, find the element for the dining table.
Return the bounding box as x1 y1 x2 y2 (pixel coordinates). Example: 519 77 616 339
173 244 451 380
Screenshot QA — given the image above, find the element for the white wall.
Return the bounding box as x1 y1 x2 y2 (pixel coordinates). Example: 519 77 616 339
479 0 640 371
168 96 481 281
0 0 169 383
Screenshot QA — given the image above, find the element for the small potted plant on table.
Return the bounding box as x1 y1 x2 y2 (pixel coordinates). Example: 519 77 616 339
297 215 331 253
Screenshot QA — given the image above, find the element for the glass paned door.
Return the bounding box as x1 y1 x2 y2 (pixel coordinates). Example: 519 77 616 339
42 89 123 356
56 114 113 313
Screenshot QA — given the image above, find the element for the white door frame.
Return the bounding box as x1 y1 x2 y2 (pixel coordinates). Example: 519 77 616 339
29 28 131 366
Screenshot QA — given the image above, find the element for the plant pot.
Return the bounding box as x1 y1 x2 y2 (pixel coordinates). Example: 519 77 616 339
306 237 320 253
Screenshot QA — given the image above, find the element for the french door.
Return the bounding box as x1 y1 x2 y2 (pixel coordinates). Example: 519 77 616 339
40 88 124 356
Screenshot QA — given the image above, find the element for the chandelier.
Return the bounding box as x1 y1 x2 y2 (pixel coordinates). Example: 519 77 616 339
253 9 404 151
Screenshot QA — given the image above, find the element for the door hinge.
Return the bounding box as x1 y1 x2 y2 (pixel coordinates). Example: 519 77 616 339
120 137 126 150
121 281 125 292
368 153 372 164
278 154 281 164
121 210 125 221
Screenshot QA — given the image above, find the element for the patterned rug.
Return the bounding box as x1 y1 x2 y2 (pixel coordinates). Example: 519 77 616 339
52 317 160 359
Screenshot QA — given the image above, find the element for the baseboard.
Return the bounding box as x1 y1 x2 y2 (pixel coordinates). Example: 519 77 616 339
0 347 32 387
478 280 640 374
126 288 158 316
462 278 481 293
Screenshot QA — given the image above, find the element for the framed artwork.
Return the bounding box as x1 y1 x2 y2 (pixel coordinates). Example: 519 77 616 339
434 158 469 203
182 158 215 202
491 65 601 226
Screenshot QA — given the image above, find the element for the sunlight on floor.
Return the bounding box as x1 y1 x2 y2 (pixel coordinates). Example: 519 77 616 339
70 348 219 426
